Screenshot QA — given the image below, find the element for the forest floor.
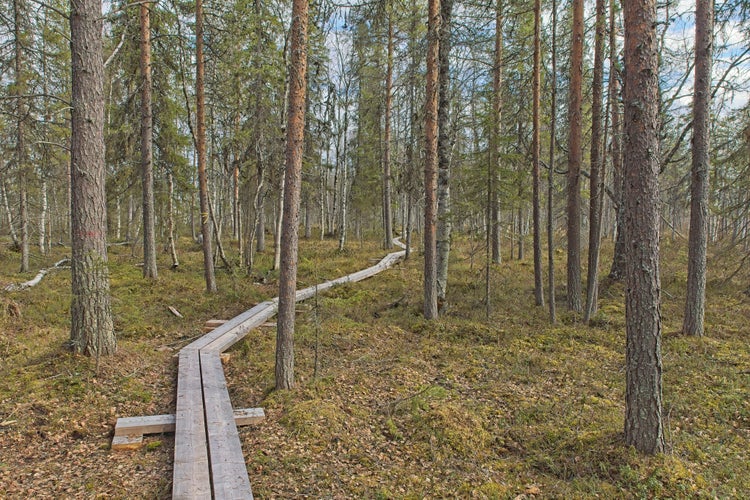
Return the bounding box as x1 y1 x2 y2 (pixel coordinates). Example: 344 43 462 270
0 234 748 499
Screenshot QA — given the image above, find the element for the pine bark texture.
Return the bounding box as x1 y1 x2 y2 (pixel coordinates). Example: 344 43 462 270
196 0 216 292
423 0 440 320
436 0 453 304
69 0 116 356
531 0 544 307
140 2 157 279
547 0 558 323
623 0 665 454
276 0 308 390
14 0 29 273
584 0 607 322
566 0 584 312
683 0 713 337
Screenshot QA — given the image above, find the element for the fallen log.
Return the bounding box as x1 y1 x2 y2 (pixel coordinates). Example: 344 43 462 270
3 259 70 292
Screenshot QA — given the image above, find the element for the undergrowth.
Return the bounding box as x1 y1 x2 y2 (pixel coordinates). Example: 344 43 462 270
0 234 748 498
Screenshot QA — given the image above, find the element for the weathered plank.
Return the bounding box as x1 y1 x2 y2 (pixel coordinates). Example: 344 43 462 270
233 407 265 426
186 301 276 351
114 408 265 439
172 349 211 499
111 434 143 451
203 319 227 333
200 351 253 500
201 303 278 353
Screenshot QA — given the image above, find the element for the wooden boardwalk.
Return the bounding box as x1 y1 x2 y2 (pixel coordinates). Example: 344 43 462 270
114 241 406 499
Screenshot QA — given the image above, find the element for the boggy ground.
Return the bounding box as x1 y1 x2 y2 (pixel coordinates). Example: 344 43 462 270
0 234 748 498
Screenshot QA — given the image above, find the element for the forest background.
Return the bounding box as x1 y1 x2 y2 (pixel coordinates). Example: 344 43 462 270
1 0 750 496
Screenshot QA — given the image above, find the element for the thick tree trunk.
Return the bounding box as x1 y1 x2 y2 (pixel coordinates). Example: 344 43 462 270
69 0 116 356
436 0 453 305
683 0 713 337
623 0 665 455
196 0 216 292
276 0 308 390
566 0 584 313
584 0 607 323
423 0 440 320
140 1 157 279
547 0 558 323
532 0 544 307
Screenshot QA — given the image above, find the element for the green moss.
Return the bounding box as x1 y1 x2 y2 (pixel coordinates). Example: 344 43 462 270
145 440 162 451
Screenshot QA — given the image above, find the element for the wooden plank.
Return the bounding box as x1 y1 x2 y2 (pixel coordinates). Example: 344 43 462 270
114 408 264 439
111 434 143 451
203 319 227 333
115 414 176 436
202 303 278 353
233 407 265 426
200 351 253 499
172 349 211 499
186 301 276 351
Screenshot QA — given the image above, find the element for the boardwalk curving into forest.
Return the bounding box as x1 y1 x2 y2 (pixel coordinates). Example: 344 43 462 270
114 241 406 499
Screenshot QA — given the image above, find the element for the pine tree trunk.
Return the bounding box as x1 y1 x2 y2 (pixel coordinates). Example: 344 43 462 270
14 0 29 273
70 0 116 356
609 5 626 281
623 0 665 454
140 1 157 279
566 0 584 312
532 0 544 307
584 0 607 323
423 0 441 320
196 0 216 292
547 0 558 323
683 0 713 337
436 0 453 305
276 0 308 390
382 15 394 250
491 0 503 265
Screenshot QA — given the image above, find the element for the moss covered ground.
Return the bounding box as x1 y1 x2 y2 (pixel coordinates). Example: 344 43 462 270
0 234 748 498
